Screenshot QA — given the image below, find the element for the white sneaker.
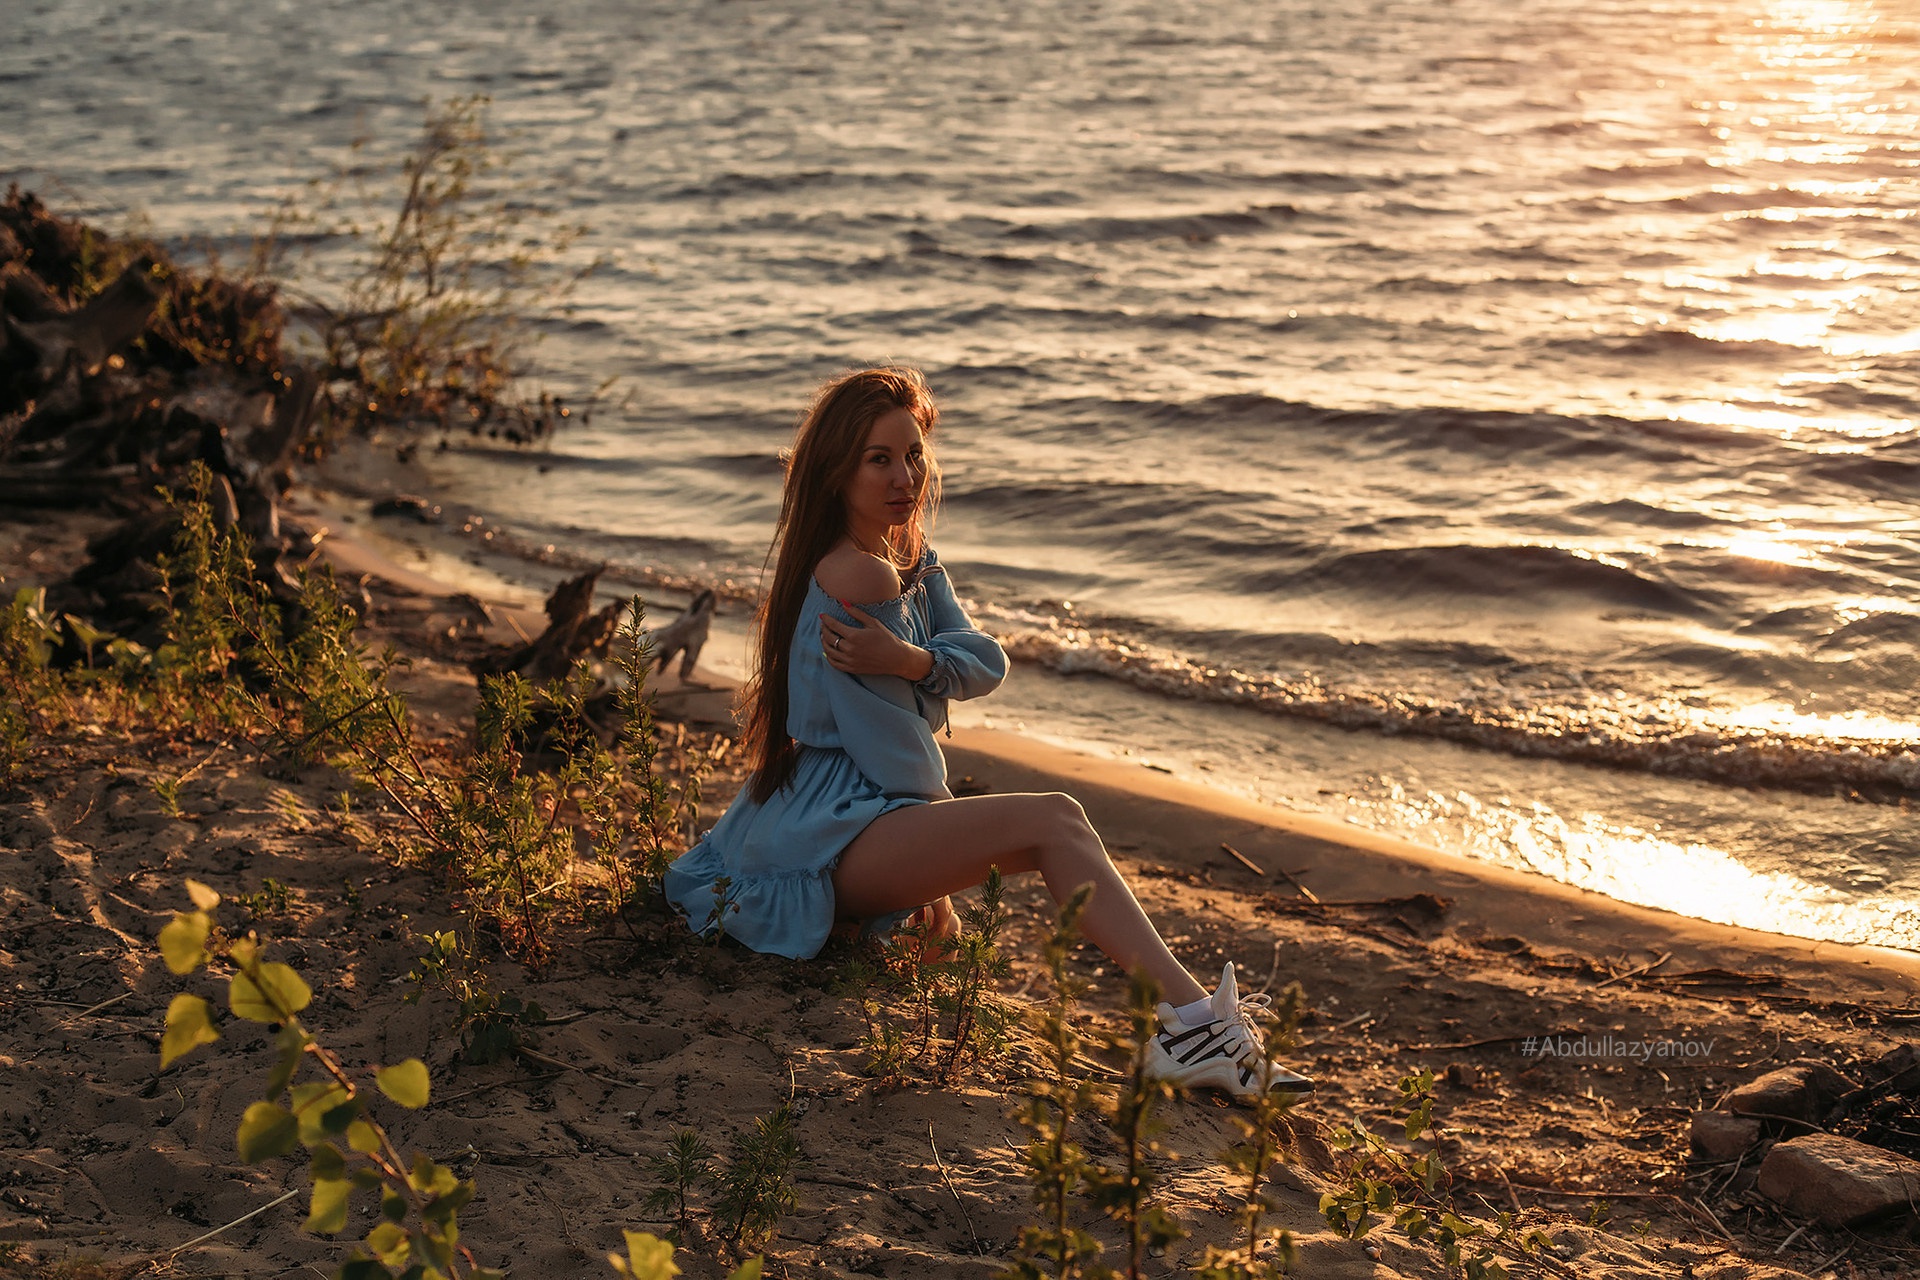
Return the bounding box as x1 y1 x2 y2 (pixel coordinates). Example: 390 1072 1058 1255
1144 962 1315 1101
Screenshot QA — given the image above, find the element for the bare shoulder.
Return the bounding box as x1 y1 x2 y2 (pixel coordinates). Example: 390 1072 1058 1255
814 542 904 605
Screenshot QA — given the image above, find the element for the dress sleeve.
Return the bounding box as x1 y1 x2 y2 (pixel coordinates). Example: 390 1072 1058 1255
913 560 1009 702
822 660 953 801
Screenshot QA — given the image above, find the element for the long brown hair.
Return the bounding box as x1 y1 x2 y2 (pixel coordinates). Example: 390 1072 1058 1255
741 367 942 802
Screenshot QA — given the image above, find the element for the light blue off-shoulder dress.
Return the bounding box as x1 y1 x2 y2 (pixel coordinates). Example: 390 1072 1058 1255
662 547 1009 959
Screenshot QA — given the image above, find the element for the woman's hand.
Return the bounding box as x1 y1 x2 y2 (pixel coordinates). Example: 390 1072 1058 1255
819 603 935 681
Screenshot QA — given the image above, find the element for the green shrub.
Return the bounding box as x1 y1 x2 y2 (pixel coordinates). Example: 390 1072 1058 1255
711 1105 804 1253
158 879 500 1279
1191 987 1305 1279
406 929 545 1065
1318 1067 1555 1279
257 96 596 444
0 586 59 786
999 884 1104 1280
847 868 1018 1085
1084 972 1186 1280
643 1129 715 1244
157 879 759 1280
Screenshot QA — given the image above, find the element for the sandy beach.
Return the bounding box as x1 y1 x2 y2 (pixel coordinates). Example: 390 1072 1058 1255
4 502 1917 1280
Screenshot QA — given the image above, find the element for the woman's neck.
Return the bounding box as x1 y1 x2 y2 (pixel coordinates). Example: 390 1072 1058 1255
843 525 892 561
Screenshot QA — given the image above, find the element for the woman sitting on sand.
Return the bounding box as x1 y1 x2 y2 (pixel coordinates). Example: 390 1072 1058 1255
663 366 1312 1101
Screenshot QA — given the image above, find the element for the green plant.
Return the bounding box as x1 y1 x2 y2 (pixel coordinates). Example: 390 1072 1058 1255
293 95 593 443
271 570 414 770
611 603 676 902
841 950 912 1082
158 880 758 1280
523 632 667 928
118 499 702 965
1318 1067 1553 1280
706 875 742 945
153 774 186 819
158 879 500 1279
407 929 544 1064
1083 971 1185 1280
932 869 1018 1082
607 1233 761 1280
432 671 575 961
1192 983 1304 1280
711 1104 803 1253
0 586 59 785
148 467 276 732
643 1129 715 1243
845 869 1018 1086
236 876 294 922
1000 884 1104 1280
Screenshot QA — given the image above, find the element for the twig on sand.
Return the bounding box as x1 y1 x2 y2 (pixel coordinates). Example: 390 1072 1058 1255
1711 1148 1751 1200
1493 1164 1522 1216
146 1186 301 1263
1595 951 1672 989
2 1151 71 1178
928 1122 983 1255
1806 1243 1852 1273
56 991 134 1025
1687 1197 1738 1244
171 736 235 790
800 1172 872 1192
513 1045 653 1093
1409 1029 1566 1053
1219 842 1264 877
431 1071 565 1108
1271 862 1320 905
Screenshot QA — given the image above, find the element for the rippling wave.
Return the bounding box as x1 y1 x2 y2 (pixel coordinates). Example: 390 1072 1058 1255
994 617 1920 801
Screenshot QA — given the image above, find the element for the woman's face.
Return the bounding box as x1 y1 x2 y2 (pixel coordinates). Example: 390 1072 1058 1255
840 406 929 539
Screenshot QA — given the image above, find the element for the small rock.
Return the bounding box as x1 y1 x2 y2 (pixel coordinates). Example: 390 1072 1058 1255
1757 1133 1920 1227
1690 1110 1762 1161
1725 1060 1856 1127
371 494 442 523
1445 1062 1482 1089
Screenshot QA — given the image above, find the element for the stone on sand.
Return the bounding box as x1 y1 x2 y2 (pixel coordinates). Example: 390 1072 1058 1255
1756 1133 1920 1228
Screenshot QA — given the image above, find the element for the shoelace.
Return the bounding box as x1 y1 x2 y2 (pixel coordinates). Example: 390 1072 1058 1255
1229 990 1275 1061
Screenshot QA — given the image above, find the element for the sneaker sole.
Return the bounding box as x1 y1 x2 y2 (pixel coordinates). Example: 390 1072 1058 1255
1144 1040 1315 1101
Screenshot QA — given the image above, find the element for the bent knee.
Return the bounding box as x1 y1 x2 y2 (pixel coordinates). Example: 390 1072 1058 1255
1034 791 1103 851
1029 790 1085 825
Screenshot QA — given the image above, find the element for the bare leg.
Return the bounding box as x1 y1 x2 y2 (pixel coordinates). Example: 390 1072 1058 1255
831 792 1210 1007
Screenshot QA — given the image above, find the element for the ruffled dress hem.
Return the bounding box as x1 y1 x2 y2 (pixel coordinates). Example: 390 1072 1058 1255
661 794 923 960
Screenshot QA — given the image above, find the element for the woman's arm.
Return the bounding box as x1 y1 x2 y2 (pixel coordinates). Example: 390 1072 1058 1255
816 552 1006 698
818 662 951 800
816 548 932 681
796 587 951 800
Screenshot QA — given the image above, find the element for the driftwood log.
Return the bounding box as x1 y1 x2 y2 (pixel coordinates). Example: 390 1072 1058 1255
640 588 713 682
6 252 165 383
470 569 624 684
0 187 312 515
